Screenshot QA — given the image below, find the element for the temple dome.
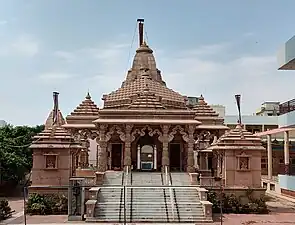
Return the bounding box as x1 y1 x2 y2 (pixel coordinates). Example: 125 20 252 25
125 42 165 85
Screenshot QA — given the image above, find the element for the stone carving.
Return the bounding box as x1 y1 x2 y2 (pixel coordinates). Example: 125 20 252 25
239 157 249 170
45 155 57 169
131 125 163 142
70 128 99 142
195 130 217 150
187 124 195 172
105 125 126 142
124 124 133 166
238 152 250 170
97 125 108 172
168 125 188 142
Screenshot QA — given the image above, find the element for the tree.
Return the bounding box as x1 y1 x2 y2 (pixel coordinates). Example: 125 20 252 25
0 124 44 186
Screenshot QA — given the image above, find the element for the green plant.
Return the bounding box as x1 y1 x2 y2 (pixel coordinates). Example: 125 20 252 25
0 199 12 221
207 190 269 214
26 193 68 215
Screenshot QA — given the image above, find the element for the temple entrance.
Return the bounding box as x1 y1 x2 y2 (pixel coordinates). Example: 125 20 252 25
111 143 122 170
138 145 155 171
134 134 158 171
169 143 182 172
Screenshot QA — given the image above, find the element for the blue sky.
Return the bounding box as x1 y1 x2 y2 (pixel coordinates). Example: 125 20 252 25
1 0 295 125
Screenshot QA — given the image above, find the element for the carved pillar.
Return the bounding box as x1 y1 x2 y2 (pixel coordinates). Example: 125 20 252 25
97 125 107 172
107 143 112 170
124 124 133 168
205 152 209 170
137 145 141 170
154 145 157 170
161 125 170 170
187 124 195 173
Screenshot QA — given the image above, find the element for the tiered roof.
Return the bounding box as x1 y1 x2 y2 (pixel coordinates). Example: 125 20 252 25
102 42 187 110
193 95 228 129
30 92 82 149
193 95 219 117
128 85 165 110
208 124 265 151
66 92 99 125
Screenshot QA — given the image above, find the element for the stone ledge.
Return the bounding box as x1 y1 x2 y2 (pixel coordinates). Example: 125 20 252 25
85 199 97 218
200 200 213 221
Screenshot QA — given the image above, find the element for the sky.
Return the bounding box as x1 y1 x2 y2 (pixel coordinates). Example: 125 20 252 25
1 0 295 126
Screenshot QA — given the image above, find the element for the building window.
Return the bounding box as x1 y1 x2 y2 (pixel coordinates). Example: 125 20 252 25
279 159 284 164
44 153 58 169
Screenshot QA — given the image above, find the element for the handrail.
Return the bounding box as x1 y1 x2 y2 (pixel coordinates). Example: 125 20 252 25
164 165 175 221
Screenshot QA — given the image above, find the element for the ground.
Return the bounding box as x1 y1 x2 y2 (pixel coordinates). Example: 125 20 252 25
2 196 295 225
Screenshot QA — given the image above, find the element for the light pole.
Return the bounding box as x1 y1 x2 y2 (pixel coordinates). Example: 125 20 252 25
214 176 223 225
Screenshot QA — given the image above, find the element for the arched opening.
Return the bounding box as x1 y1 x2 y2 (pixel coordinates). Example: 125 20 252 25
109 133 123 171
169 133 185 172
133 134 159 171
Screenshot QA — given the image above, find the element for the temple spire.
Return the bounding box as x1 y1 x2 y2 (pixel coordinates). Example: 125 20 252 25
137 18 144 47
235 94 242 125
52 92 59 125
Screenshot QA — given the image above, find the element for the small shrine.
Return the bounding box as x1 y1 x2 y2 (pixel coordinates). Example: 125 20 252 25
205 95 266 199
29 92 82 193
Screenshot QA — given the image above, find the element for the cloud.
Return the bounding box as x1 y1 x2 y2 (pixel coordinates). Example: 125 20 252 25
54 51 75 62
45 40 295 116
181 43 230 56
11 35 39 57
0 20 7 26
243 32 255 37
38 72 76 82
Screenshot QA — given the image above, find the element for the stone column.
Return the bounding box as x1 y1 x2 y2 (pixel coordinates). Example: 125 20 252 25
161 125 170 171
205 152 209 170
267 134 272 179
194 150 199 170
107 143 112 170
123 124 133 169
154 145 157 170
284 131 290 175
137 145 141 170
97 125 107 172
187 125 195 173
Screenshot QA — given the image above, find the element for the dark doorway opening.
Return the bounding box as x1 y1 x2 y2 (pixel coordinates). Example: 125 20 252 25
111 143 122 170
169 143 181 172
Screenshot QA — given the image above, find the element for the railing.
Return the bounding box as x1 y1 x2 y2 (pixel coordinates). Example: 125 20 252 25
164 165 175 221
123 165 130 223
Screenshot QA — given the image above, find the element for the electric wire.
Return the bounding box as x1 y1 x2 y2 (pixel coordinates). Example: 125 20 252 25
124 21 138 75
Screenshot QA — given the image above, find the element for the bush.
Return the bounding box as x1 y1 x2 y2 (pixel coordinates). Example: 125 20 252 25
0 199 12 221
26 193 67 215
207 189 269 214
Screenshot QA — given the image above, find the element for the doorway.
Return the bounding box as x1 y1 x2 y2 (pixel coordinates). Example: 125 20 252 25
111 143 122 170
169 143 181 172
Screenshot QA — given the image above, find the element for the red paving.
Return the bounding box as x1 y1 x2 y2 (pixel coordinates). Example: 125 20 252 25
4 196 295 224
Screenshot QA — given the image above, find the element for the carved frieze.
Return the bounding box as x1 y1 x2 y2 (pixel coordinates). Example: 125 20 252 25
131 125 163 142
105 125 126 142
168 125 189 143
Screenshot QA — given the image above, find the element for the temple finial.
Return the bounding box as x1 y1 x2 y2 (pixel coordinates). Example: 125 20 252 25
137 18 144 47
86 90 91 99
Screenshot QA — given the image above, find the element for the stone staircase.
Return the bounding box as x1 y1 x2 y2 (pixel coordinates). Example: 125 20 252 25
87 171 212 223
126 172 174 222
92 171 124 222
170 172 212 223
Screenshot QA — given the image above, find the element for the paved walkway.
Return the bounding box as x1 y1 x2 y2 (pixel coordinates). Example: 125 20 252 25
2 193 295 224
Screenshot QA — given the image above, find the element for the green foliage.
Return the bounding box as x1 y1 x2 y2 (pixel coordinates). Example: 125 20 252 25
0 124 44 185
26 193 68 215
207 189 269 214
0 199 12 221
